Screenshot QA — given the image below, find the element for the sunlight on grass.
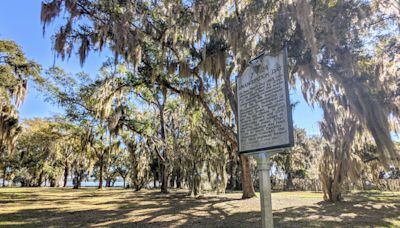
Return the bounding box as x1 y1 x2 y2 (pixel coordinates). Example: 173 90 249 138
272 191 324 199
0 188 399 227
0 221 32 226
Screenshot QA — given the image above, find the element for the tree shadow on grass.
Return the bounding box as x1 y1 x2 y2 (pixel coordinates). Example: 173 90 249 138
0 191 239 227
271 194 400 228
0 190 399 227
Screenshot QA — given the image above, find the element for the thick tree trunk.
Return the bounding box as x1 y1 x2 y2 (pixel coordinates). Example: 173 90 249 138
222 142 257 198
105 178 111 187
135 181 144 191
63 160 69 187
49 178 56 187
320 145 349 202
330 162 343 202
73 171 83 189
188 162 201 197
176 167 182 189
240 155 256 199
223 69 256 198
73 178 79 189
73 178 80 189
160 162 168 193
323 175 342 202
37 171 44 187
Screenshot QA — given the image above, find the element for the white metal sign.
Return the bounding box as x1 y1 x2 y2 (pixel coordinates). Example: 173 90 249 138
237 49 294 154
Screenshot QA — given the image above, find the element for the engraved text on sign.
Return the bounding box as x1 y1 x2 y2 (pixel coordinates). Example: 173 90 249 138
237 50 293 153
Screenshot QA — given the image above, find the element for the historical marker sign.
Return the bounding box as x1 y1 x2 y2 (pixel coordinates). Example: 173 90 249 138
237 49 294 154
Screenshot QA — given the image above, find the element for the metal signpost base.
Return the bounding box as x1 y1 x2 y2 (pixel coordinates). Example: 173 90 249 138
256 152 273 228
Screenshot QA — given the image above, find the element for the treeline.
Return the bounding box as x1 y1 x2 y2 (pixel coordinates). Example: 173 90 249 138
1 0 400 203
1 117 398 195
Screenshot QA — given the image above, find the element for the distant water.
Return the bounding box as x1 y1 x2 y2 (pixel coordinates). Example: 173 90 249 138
65 180 125 187
0 178 125 187
0 178 158 188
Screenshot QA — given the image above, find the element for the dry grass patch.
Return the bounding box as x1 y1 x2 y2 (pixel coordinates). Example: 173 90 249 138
0 188 399 227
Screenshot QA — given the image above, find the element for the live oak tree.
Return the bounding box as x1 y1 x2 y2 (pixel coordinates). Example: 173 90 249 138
124 132 152 191
297 2 400 200
133 82 172 193
84 61 235 195
53 121 82 187
39 67 100 189
0 40 41 186
0 40 41 156
40 0 257 198
102 147 121 187
10 119 64 187
41 0 399 200
41 65 162 190
92 127 121 188
83 61 171 193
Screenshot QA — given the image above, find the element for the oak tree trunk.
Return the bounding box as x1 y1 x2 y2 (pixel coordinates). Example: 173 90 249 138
63 160 69 187
176 167 182 189
73 170 83 189
160 162 168 193
240 155 256 199
37 171 44 187
49 178 56 187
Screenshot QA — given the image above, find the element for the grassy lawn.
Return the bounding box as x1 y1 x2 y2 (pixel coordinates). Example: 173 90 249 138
0 188 399 227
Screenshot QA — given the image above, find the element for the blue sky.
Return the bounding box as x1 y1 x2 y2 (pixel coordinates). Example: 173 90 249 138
0 0 109 118
0 0 323 136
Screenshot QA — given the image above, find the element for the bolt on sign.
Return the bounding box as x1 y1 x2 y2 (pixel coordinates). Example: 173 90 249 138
237 49 294 154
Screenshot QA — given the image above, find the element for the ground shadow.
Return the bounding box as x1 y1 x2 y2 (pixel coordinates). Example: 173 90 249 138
0 190 399 227
272 192 400 228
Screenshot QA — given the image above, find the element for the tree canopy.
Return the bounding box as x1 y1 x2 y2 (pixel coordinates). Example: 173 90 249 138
0 1 398 205
0 40 42 155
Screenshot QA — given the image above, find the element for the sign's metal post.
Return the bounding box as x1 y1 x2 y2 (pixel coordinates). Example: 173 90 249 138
257 152 273 228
